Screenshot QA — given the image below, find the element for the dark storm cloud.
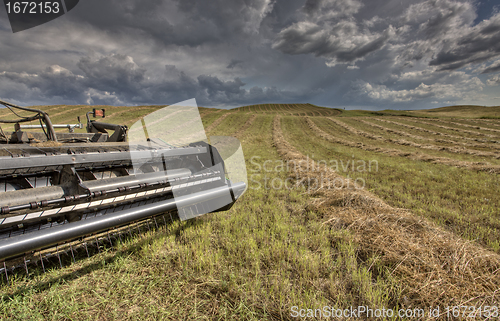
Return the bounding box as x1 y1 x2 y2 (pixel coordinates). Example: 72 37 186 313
481 61 500 74
0 0 499 109
174 0 274 35
196 74 301 105
272 0 396 66
273 21 394 66
0 66 87 103
429 14 500 70
0 53 309 107
66 0 274 48
198 75 245 97
403 0 474 39
67 1 215 47
272 0 499 73
0 54 152 104
226 60 243 69
303 0 322 15
77 54 146 92
302 0 362 17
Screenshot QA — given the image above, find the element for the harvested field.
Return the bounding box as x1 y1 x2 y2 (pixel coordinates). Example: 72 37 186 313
231 103 341 116
286 115 500 251
306 117 500 173
204 112 232 133
436 119 500 134
400 118 500 139
208 113 254 137
275 115 500 308
376 118 500 143
453 118 500 130
329 117 500 160
360 118 500 151
1 103 499 319
408 105 500 118
233 114 257 137
478 119 500 127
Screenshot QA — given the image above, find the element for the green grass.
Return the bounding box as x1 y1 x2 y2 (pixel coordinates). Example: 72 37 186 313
334 117 500 164
230 103 500 119
1 102 499 318
208 113 252 136
431 118 500 135
361 118 500 148
0 105 217 134
480 116 500 119
412 105 500 118
0 113 401 320
337 109 435 118
386 117 497 140
231 103 341 116
448 118 500 131
282 116 500 252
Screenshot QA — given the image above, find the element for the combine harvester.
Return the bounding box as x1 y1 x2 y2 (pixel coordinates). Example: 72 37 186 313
0 99 247 282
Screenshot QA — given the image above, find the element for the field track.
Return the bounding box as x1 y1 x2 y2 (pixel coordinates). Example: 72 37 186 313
435 119 500 133
204 112 232 133
283 104 294 115
198 108 218 117
376 118 500 143
231 103 341 116
456 119 500 130
403 118 500 138
358 118 500 151
476 119 500 127
329 117 500 159
274 115 500 307
305 117 500 173
233 114 257 137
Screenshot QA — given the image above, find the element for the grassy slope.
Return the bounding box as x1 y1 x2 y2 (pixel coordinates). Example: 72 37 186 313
337 105 500 119
1 103 498 131
1 103 499 318
322 117 500 165
231 103 341 116
410 105 500 118
290 116 500 251
0 112 400 320
359 117 500 152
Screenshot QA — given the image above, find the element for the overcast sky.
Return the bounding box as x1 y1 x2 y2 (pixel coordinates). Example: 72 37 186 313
0 0 499 110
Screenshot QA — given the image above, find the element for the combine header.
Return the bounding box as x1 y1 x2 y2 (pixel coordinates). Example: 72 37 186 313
0 99 247 281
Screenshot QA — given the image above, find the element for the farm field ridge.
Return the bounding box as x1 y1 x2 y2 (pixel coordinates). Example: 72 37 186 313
0 103 499 319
